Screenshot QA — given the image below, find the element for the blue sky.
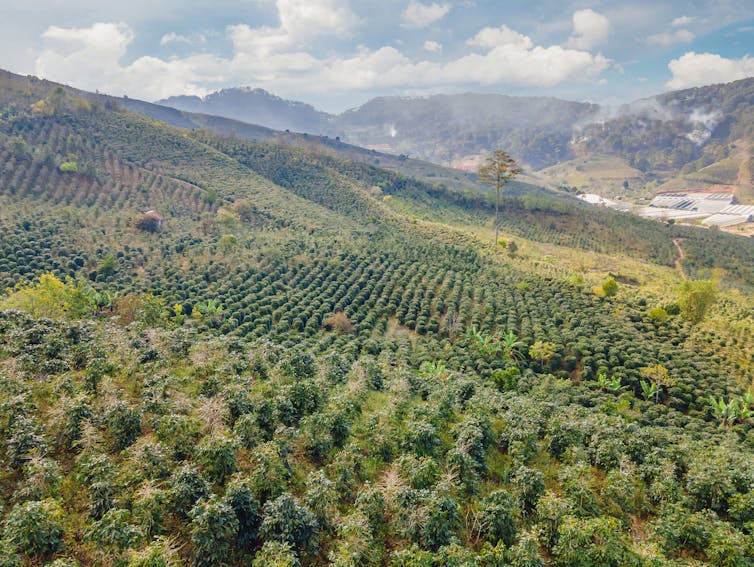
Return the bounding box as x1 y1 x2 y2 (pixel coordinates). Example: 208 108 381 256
2 0 754 112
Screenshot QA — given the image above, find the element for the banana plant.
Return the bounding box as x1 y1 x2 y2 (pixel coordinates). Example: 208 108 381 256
607 375 626 393
499 329 524 361
708 396 739 427
596 372 610 391
640 380 659 403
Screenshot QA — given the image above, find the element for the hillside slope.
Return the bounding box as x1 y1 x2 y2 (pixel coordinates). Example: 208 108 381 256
158 79 754 202
1 71 754 566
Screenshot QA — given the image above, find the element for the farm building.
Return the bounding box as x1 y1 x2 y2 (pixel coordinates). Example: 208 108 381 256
649 191 734 214
702 205 754 228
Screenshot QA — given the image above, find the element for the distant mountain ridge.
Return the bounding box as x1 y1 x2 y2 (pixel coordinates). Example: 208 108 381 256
159 87 332 134
159 88 600 169
157 80 754 200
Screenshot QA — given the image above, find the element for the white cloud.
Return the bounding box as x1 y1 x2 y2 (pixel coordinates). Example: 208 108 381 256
36 23 217 99
160 32 191 45
667 52 754 89
646 28 695 46
402 2 450 28
671 15 695 26
276 0 359 40
467 25 532 50
33 15 610 102
564 9 611 49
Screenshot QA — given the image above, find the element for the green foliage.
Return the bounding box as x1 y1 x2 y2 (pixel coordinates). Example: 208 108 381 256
478 490 517 546
2 499 65 558
170 465 211 519
197 434 237 484
552 516 637 566
2 272 94 319
0 73 754 566
259 493 318 553
105 402 142 451
225 478 261 550
252 541 300 567
678 278 718 324
190 496 239 567
85 508 144 550
125 537 181 567
601 278 619 297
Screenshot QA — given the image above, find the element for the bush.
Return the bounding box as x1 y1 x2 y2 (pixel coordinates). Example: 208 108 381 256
512 466 545 515
190 496 239 567
553 515 637 566
125 536 181 566
2 499 65 558
478 490 517 546
252 541 300 567
197 434 237 484
170 465 211 518
602 278 619 297
105 402 142 452
259 493 318 553
85 508 144 550
225 478 261 550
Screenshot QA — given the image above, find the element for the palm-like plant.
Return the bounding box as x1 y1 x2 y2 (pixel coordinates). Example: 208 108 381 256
596 372 625 393
499 330 524 362
466 326 501 359
708 396 740 427
640 380 659 403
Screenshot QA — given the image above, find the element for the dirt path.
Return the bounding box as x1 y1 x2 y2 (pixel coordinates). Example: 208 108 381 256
672 238 687 280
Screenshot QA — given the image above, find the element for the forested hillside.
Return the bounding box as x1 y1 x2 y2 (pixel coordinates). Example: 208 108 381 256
158 78 754 200
1 72 754 566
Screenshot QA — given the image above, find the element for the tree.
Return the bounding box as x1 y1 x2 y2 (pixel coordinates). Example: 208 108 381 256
678 279 718 324
602 278 619 297
477 149 522 245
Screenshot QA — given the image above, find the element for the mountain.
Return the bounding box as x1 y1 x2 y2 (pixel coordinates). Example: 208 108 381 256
334 93 598 170
130 89 484 193
2 70 754 566
553 77 754 200
157 88 599 169
159 87 332 133
158 80 754 204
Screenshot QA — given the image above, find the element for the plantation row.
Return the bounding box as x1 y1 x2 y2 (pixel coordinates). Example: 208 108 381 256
0 310 752 566
0 118 214 217
0 193 746 422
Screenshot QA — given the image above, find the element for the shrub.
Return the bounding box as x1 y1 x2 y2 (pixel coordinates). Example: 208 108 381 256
224 478 261 550
2 499 65 558
602 278 619 297
170 465 211 518
552 515 637 566
190 496 239 567
125 537 181 567
478 490 517 546
251 541 300 567
85 508 144 550
513 466 545 515
259 493 318 553
197 434 237 484
105 402 142 452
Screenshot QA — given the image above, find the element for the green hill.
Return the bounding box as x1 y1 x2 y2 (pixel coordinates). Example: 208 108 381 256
1 71 754 566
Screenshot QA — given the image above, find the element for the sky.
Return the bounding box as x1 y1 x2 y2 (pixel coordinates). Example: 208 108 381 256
2 0 754 112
